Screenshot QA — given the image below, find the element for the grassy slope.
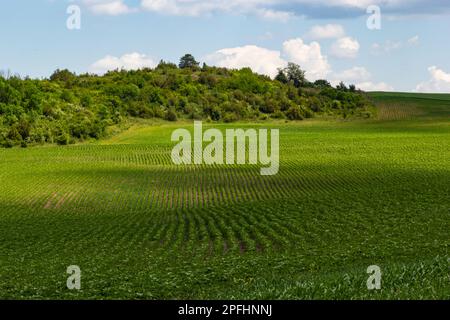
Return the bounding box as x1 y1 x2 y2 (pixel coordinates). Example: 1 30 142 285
0 92 449 299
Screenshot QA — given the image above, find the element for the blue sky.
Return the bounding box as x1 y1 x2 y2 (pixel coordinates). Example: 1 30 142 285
1 0 450 92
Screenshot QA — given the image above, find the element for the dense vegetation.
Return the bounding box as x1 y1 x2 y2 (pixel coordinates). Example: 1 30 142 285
0 56 373 148
0 93 448 299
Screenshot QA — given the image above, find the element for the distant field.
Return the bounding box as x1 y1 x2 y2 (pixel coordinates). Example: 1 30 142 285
0 93 449 299
370 92 450 120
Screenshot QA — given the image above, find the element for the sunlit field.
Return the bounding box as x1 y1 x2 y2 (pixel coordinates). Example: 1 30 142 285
0 93 449 299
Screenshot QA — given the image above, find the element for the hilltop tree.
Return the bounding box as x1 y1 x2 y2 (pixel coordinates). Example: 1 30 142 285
279 63 307 88
337 81 348 91
50 69 76 84
314 79 331 88
275 68 288 84
179 54 200 69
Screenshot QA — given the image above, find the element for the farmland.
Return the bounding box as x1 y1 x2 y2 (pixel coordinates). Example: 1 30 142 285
0 92 449 299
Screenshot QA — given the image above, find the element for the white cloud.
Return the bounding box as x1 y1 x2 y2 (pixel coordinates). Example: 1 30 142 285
282 38 331 81
331 66 394 91
306 24 345 40
205 45 286 79
205 38 330 81
255 8 294 22
356 81 394 91
140 0 294 21
83 0 135 15
371 40 402 54
89 52 157 74
372 36 419 55
331 37 360 59
79 1 450 18
407 35 420 46
415 66 450 93
332 66 371 83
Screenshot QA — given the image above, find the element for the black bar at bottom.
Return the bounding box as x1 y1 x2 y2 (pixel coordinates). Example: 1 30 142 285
0 300 446 318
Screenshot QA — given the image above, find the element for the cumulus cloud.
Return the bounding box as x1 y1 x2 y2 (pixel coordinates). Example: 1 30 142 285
205 38 330 81
282 38 331 81
331 37 360 59
205 45 286 79
332 66 371 83
356 81 394 92
331 66 394 91
83 0 135 15
89 52 157 74
415 66 450 93
306 24 345 40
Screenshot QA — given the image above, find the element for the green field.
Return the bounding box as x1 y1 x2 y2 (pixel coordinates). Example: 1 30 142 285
0 92 449 299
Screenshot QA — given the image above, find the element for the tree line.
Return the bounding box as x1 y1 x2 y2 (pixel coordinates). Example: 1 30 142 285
0 54 373 148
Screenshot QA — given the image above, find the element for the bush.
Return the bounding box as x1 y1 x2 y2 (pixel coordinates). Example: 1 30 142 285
0 64 372 148
56 134 70 145
210 107 221 121
223 113 238 123
286 106 304 120
271 111 285 119
165 109 178 122
2 139 14 148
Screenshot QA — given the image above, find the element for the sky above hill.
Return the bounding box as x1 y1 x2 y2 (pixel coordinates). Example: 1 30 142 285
1 0 450 92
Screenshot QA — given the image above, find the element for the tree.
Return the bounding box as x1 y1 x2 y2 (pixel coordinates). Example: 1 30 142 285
156 60 177 70
50 69 76 84
314 79 331 88
285 63 307 88
179 54 199 69
165 108 178 122
0 62 372 148
337 81 348 91
275 69 288 84
286 105 304 120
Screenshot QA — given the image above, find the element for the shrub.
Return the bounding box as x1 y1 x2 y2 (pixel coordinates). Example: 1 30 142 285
2 139 14 148
271 111 285 119
286 106 304 120
56 133 70 146
223 113 238 123
165 109 178 122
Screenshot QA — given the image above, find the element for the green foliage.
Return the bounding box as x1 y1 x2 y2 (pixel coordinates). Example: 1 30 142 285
165 108 178 122
179 54 200 69
275 68 289 84
314 79 332 88
286 105 304 120
0 115 449 299
50 69 76 84
281 62 308 88
0 63 373 147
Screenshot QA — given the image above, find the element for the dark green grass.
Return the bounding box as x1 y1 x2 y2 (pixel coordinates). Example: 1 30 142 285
369 92 450 119
0 93 449 299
